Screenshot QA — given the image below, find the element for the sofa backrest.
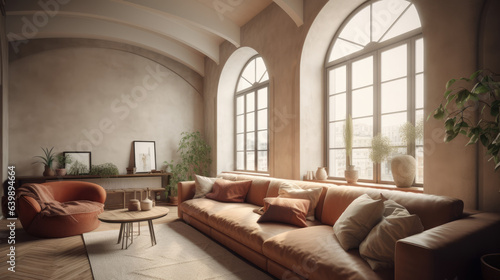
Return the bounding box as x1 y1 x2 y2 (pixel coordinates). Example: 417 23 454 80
218 173 464 230
219 173 331 219
320 185 464 230
218 173 271 207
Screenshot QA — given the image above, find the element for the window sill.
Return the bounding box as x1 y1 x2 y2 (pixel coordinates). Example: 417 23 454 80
304 178 423 193
222 171 270 177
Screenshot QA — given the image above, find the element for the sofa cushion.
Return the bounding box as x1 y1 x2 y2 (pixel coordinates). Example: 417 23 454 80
321 185 464 230
245 179 271 207
360 203 424 270
257 197 310 227
181 198 246 225
333 194 385 250
193 175 217 198
208 203 320 254
206 178 252 202
262 225 392 280
278 182 323 221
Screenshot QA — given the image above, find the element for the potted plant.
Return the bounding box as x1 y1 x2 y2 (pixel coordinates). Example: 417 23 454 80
391 121 423 187
89 163 119 177
33 147 56 176
431 70 500 171
55 153 72 176
344 114 358 183
164 131 212 205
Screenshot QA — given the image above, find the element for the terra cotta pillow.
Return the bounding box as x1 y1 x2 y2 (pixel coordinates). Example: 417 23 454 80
257 197 310 227
278 182 323 221
205 178 252 203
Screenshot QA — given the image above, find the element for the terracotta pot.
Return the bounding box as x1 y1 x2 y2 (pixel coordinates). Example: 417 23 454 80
168 195 178 205
482 254 500 280
55 168 67 176
43 165 55 177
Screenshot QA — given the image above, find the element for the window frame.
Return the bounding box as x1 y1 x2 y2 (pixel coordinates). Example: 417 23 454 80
325 0 423 186
234 55 270 173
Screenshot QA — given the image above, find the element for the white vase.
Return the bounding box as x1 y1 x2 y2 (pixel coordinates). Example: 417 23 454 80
316 167 328 180
391 155 416 187
344 166 359 184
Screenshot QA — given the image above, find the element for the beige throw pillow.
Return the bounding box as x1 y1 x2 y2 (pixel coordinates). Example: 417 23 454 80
333 194 385 250
359 203 424 270
194 175 217 199
278 182 322 221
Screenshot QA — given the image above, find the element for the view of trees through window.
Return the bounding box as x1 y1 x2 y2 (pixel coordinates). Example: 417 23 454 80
235 56 269 173
327 0 424 185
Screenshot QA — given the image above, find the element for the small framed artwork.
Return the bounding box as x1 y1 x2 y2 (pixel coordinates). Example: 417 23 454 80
133 141 156 173
64 151 91 175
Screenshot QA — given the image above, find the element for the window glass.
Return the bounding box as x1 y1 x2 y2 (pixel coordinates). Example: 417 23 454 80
329 94 346 121
352 56 373 89
235 56 269 172
326 0 423 185
381 44 407 81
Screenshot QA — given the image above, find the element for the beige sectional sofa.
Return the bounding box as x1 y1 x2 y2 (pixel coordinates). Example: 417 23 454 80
178 173 500 280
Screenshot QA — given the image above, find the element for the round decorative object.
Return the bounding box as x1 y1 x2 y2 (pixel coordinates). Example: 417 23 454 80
481 254 500 280
128 199 141 211
316 167 328 180
141 198 153 211
43 165 55 177
344 169 359 184
55 168 67 176
391 155 416 187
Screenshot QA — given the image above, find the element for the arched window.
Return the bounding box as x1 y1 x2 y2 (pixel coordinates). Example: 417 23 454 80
326 0 424 185
235 55 269 173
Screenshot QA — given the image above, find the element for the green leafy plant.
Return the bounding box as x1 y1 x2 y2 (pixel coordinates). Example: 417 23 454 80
430 70 500 171
344 114 354 168
89 163 119 177
33 147 55 168
369 134 394 163
56 153 72 169
164 131 212 196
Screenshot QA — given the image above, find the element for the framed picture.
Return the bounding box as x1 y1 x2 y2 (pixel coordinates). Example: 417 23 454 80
133 141 156 173
64 151 91 175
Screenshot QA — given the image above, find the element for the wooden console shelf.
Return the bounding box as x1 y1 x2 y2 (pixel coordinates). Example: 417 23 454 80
2 173 171 215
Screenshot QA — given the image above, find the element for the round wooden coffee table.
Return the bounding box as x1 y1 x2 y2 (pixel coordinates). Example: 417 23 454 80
98 206 169 249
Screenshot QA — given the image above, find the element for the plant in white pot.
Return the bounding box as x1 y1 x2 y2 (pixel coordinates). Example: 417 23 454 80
391 121 423 187
344 115 358 183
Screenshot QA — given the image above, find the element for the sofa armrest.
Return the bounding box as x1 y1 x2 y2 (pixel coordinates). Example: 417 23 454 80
395 212 500 280
17 196 42 232
177 181 195 218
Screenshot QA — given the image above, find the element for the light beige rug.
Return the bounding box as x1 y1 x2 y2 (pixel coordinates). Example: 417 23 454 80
83 221 274 280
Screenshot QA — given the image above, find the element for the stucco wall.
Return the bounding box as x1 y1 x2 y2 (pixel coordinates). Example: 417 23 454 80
9 46 204 176
204 0 500 211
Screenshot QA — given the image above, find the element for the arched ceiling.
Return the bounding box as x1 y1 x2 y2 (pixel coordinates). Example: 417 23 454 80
5 0 304 76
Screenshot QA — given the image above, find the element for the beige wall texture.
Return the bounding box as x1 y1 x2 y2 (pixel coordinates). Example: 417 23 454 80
9 46 204 176
204 0 500 211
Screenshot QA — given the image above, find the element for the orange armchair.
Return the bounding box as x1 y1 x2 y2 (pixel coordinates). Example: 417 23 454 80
17 181 106 238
